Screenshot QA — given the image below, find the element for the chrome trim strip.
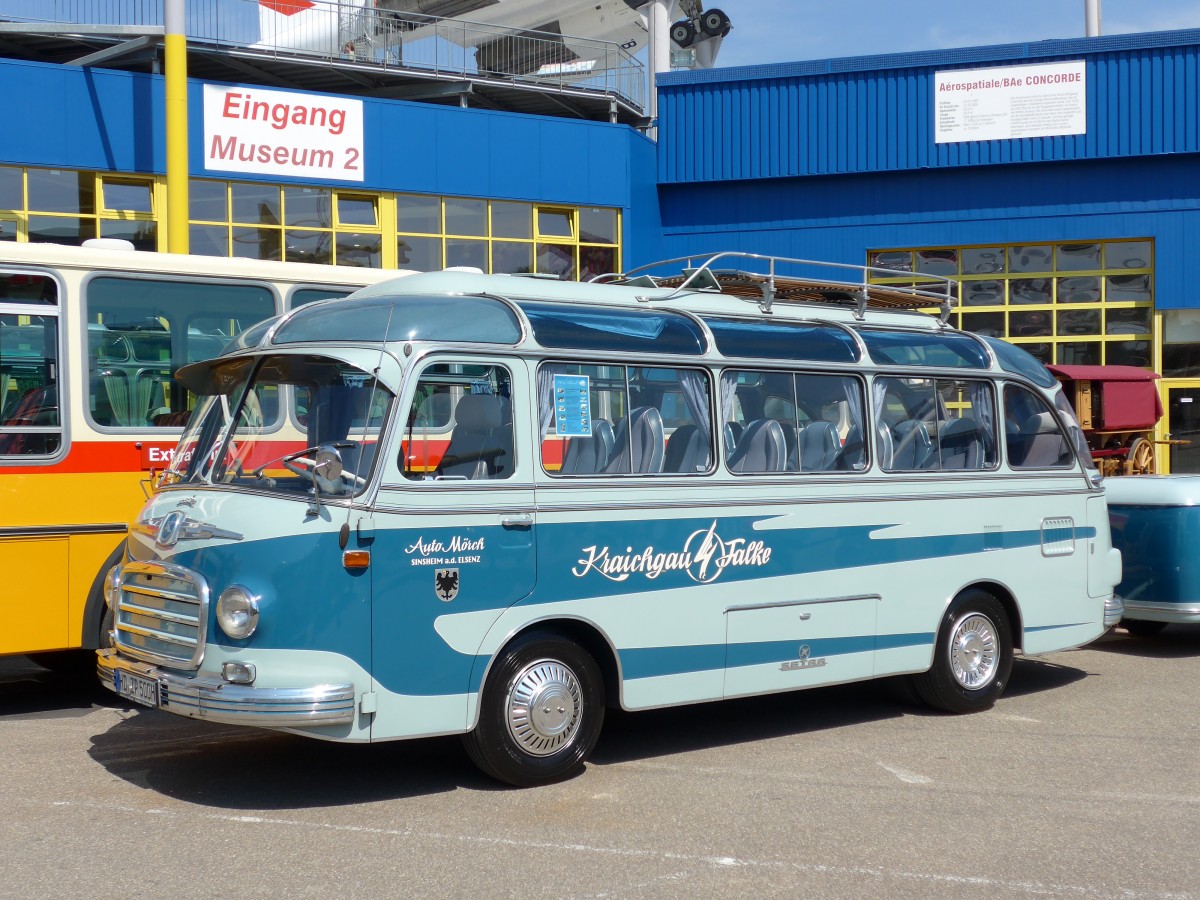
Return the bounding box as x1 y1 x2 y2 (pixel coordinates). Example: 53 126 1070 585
97 651 356 727
1123 602 1200 616
725 593 882 614
123 583 198 604
113 560 208 670
0 523 128 537
1104 595 1125 629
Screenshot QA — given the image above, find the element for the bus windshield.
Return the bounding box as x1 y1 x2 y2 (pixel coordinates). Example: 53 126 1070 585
164 353 393 498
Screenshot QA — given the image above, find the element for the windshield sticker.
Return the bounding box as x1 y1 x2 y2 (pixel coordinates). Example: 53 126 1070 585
573 521 772 584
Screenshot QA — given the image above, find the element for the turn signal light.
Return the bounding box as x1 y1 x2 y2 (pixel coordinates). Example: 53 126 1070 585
343 550 371 570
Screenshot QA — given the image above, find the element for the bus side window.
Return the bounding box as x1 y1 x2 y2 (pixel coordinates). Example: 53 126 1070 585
1005 384 1073 468
402 363 514 481
0 305 61 456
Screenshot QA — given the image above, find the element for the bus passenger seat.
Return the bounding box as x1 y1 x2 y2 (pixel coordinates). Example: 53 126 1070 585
1017 412 1071 467
797 420 840 471
561 419 615 475
891 420 934 470
663 423 709 473
723 421 744 458
939 417 984 469
438 394 508 479
836 425 866 470
727 418 787 473
604 407 665 474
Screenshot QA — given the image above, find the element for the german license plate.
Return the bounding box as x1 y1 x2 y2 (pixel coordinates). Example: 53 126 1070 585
115 670 159 708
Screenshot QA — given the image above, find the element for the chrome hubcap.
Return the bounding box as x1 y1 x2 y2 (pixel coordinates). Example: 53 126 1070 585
505 659 582 757
950 613 998 690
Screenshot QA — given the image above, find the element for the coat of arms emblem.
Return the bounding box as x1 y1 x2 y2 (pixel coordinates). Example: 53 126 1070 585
435 568 460 602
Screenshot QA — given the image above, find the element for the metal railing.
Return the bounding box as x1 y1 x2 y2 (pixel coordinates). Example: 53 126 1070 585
0 0 646 112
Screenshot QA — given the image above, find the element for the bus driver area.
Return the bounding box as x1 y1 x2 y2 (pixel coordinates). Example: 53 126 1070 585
95 252 1121 787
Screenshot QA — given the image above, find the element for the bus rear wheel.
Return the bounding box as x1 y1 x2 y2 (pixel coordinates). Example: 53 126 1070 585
1122 618 1167 637
912 590 1013 714
463 632 604 787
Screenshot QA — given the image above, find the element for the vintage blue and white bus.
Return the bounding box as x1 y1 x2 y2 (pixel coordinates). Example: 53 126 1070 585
97 253 1123 786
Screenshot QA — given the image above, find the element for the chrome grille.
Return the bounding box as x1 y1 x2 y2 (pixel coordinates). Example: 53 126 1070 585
113 561 209 669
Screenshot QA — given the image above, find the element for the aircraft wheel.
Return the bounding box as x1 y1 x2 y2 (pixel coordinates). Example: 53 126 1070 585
700 9 731 37
670 20 696 47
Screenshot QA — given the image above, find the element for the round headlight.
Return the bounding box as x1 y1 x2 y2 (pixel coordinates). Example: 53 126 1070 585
103 565 121 610
216 585 260 640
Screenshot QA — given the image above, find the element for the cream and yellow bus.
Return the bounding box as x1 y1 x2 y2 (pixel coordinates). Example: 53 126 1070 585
0 240 403 669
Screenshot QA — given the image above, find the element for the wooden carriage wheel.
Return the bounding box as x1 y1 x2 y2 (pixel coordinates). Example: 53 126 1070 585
1124 436 1155 475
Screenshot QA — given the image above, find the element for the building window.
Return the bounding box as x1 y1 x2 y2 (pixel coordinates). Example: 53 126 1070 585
0 165 158 249
396 195 620 280
0 165 622 280
869 239 1154 369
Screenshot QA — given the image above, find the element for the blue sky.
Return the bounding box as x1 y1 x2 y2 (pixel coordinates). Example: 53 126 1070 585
712 0 1200 69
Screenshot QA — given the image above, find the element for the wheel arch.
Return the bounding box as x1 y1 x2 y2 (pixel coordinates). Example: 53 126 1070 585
79 538 127 649
960 579 1023 652
467 615 623 732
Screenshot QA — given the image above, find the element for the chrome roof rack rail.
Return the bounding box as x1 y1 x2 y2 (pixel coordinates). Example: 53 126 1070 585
615 251 957 324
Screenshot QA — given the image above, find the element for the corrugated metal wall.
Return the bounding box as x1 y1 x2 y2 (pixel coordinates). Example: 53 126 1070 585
657 30 1200 185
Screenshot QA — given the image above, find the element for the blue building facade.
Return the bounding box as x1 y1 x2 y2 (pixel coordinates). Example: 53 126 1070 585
2 28 1200 469
0 55 657 282
655 30 1200 472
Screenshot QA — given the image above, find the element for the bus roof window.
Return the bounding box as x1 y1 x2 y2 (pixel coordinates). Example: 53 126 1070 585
858 328 990 369
519 301 706 355
703 317 860 364
272 294 521 346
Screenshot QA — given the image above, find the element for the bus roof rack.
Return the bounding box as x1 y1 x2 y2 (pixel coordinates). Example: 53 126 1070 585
614 252 957 324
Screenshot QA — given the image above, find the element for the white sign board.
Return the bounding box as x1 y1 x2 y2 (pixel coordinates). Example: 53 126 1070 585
935 61 1086 144
202 84 365 182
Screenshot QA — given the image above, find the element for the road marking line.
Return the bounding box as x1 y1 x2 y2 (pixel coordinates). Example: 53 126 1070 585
877 762 932 784
47 799 1185 897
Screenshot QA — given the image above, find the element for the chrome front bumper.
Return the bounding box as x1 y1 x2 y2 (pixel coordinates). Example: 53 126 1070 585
1104 594 1125 629
96 649 356 727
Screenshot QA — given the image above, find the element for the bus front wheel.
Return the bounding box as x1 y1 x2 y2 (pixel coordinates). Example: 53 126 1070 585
463 632 605 787
912 590 1013 714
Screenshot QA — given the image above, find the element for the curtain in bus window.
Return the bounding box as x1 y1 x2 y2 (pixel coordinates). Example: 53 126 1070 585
0 312 60 455
676 369 711 447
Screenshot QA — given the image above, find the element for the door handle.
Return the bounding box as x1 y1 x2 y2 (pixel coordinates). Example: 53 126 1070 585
798 612 812 621
501 513 533 528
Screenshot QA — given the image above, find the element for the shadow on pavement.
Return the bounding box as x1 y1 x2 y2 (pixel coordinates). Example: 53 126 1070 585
0 654 121 720
1089 623 1200 659
62 649 1089 809
1002 654 1089 698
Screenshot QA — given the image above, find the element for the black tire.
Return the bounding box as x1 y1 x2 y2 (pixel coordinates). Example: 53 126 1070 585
463 632 605 787
670 20 696 47
700 9 730 36
1122 618 1168 637
912 590 1013 714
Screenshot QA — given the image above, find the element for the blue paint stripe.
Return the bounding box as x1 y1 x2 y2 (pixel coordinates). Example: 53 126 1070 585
619 631 934 680
619 644 726 679
1025 622 1089 633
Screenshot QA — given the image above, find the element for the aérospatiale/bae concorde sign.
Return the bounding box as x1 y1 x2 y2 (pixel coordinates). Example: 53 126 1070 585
202 84 365 182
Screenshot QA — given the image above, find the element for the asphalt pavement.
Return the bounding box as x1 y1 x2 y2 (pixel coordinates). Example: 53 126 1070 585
1 625 1198 899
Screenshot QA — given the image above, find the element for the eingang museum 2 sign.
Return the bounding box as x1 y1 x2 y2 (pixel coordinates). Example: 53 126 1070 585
202 84 365 182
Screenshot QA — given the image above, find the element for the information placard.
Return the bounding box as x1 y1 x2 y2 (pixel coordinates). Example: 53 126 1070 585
935 61 1086 144
553 374 592 437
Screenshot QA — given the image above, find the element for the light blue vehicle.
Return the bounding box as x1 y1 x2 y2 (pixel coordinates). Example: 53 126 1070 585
1105 474 1200 635
97 253 1123 786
